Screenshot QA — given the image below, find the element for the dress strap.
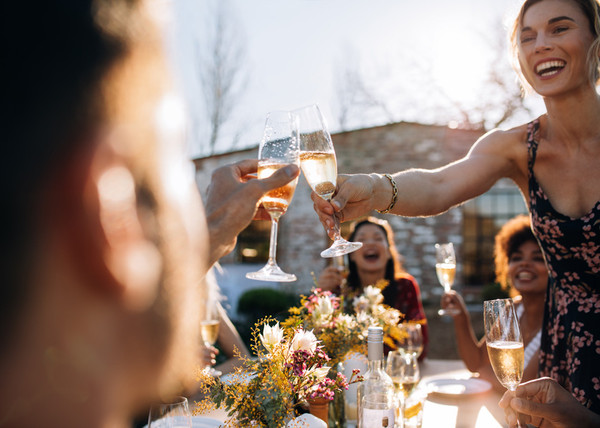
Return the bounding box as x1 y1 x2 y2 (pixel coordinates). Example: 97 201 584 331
526 119 540 174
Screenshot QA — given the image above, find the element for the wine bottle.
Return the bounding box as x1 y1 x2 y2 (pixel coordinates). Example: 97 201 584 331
357 326 397 428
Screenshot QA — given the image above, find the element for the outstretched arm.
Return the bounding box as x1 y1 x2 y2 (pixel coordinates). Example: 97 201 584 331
312 129 524 233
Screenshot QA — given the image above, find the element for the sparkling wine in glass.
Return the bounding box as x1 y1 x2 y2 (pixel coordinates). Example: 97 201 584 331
294 104 362 258
386 351 420 399
435 242 460 316
148 396 192 428
386 351 420 427
246 111 299 282
201 299 221 377
484 298 524 392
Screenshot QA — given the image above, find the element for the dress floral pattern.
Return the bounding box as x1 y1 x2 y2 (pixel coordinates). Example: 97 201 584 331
527 119 600 413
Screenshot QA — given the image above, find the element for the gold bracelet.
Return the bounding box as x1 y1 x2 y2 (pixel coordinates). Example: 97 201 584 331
376 173 398 214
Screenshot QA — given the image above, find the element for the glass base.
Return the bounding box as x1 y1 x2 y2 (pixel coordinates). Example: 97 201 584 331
246 263 297 282
202 366 222 378
438 307 461 316
320 239 362 258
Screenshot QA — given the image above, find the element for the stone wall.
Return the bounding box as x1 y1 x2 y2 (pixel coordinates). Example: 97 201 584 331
194 121 485 299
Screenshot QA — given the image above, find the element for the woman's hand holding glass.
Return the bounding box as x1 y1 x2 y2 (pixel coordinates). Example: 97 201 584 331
435 242 460 316
310 173 381 234
295 104 362 258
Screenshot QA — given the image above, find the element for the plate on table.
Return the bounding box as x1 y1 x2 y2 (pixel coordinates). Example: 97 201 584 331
191 416 222 427
425 377 492 397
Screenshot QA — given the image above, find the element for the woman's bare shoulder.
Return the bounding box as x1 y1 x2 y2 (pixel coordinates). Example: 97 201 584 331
476 123 529 149
468 123 531 171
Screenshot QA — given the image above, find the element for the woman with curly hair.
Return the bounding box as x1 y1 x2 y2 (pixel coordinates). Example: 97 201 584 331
441 215 547 391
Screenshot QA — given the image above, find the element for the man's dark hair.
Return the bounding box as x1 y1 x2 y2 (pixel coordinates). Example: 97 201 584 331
2 0 138 344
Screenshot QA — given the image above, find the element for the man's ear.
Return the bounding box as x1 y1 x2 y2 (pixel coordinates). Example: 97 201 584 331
52 134 162 311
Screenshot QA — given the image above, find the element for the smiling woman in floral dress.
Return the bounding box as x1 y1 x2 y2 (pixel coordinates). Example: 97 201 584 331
311 0 600 418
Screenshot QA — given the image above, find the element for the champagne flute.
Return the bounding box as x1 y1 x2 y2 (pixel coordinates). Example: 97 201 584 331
246 111 299 282
386 351 420 399
294 104 362 258
386 351 420 427
396 323 424 359
148 396 192 428
484 298 524 392
435 242 460 316
200 300 221 377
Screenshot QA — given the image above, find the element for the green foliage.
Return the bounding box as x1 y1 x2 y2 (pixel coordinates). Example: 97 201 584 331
236 288 300 348
481 282 510 301
237 288 300 323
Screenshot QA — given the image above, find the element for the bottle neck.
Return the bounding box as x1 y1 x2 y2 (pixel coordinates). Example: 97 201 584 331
367 338 385 374
368 337 384 361
368 359 385 373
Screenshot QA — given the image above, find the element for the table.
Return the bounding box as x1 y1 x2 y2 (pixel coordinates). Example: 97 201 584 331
418 359 506 428
195 359 507 427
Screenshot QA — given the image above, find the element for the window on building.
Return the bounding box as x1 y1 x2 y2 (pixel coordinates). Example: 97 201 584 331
462 184 528 286
234 220 271 263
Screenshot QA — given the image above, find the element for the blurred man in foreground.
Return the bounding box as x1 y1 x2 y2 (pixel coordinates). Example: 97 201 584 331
0 1 297 427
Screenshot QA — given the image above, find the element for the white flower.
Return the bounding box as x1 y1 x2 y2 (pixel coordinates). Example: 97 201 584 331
290 329 318 353
378 307 401 326
355 311 371 324
363 285 383 306
310 366 331 382
314 296 334 318
260 322 284 351
336 314 356 329
312 296 334 327
353 295 370 313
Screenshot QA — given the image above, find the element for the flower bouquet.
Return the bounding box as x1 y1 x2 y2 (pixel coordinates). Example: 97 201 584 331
195 316 361 428
281 283 405 427
283 281 405 364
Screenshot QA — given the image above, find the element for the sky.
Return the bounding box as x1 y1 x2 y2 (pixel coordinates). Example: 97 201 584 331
164 0 545 158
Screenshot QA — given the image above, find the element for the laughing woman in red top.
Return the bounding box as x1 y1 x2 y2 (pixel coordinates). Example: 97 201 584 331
318 216 429 359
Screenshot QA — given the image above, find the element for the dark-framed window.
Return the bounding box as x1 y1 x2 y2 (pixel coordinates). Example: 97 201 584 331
462 182 528 286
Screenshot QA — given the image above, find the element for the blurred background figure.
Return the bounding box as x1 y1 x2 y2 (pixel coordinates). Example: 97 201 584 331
441 214 547 390
199 267 250 375
318 217 429 359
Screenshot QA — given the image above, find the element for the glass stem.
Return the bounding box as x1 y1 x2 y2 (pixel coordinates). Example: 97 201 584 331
267 215 281 266
331 211 342 242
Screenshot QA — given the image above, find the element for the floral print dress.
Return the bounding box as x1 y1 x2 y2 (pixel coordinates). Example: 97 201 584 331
527 119 600 413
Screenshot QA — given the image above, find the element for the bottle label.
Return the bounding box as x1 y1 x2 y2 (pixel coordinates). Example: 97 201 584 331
361 408 395 428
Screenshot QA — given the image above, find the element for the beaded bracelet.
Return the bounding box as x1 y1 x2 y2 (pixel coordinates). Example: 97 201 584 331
376 173 398 214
